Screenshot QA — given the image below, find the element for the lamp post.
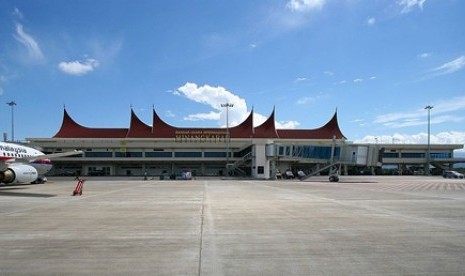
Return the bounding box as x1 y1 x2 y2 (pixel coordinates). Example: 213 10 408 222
221 103 234 176
425 105 433 176
6 101 17 142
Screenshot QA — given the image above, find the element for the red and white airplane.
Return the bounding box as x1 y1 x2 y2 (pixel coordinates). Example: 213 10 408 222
0 141 82 184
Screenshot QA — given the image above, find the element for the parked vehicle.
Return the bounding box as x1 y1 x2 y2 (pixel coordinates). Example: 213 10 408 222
443 170 464 179
284 170 294 179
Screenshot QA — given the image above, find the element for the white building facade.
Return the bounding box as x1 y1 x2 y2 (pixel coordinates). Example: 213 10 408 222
27 108 463 179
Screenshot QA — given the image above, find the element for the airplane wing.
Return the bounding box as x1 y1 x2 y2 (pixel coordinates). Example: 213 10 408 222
33 150 83 160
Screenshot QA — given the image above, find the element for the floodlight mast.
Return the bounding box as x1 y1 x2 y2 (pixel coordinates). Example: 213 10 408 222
6 101 17 142
221 103 234 176
425 105 433 176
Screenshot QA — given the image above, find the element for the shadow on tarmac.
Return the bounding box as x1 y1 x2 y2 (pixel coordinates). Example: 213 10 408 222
0 187 56 198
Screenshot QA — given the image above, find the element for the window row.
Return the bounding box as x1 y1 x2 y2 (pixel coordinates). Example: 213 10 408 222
1 152 34 158
84 151 231 158
277 145 341 160
382 152 452 159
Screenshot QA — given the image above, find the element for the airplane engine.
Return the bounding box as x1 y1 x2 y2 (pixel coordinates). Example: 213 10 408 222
0 165 38 184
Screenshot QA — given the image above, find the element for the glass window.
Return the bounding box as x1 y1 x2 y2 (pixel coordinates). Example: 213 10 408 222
175 152 202 158
431 152 451 159
277 145 339 159
85 152 113 158
115 152 143 157
401 152 425 158
204 152 227 158
145 152 173 158
382 152 399 158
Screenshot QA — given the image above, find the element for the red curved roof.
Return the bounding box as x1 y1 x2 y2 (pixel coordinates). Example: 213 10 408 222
230 110 254 138
152 109 177 138
53 109 127 138
253 109 279 138
53 108 346 140
126 109 152 138
277 111 346 140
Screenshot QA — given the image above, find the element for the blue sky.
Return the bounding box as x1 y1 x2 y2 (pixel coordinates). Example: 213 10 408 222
0 0 464 150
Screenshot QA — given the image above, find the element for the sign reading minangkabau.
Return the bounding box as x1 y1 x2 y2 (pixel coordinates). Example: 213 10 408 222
175 130 227 143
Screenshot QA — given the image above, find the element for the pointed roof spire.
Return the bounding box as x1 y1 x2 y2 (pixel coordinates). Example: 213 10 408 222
152 107 176 137
126 109 152 137
253 107 279 138
53 108 127 138
229 109 254 138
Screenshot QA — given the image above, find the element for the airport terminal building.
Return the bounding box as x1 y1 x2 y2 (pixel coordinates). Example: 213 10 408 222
28 108 464 179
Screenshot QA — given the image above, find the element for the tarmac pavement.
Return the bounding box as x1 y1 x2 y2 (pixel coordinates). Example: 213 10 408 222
1 176 465 275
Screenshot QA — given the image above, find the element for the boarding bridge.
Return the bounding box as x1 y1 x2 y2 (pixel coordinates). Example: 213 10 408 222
267 142 379 181
227 141 463 179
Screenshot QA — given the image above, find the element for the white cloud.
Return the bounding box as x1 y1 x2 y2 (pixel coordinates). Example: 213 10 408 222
165 110 175 118
323 71 334 76
287 0 326 12
367 17 376 26
296 96 314 105
252 112 300 129
295 77 309 82
418 52 432 59
176 82 248 127
398 0 426 14
277 120 300 129
184 111 221 122
0 75 7 95
58 58 100 76
13 23 44 62
353 78 363 83
429 56 465 76
12 8 23 19
434 96 465 113
373 96 465 128
253 112 268 128
175 82 300 129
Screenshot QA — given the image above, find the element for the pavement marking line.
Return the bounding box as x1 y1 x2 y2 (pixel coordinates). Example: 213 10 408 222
199 180 227 276
197 181 207 276
2 181 154 217
246 180 465 231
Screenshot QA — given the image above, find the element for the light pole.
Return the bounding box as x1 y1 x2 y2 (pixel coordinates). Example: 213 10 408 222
425 105 433 176
6 101 17 142
221 103 234 176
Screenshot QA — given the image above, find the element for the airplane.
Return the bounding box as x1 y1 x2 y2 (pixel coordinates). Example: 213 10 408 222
0 141 82 184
